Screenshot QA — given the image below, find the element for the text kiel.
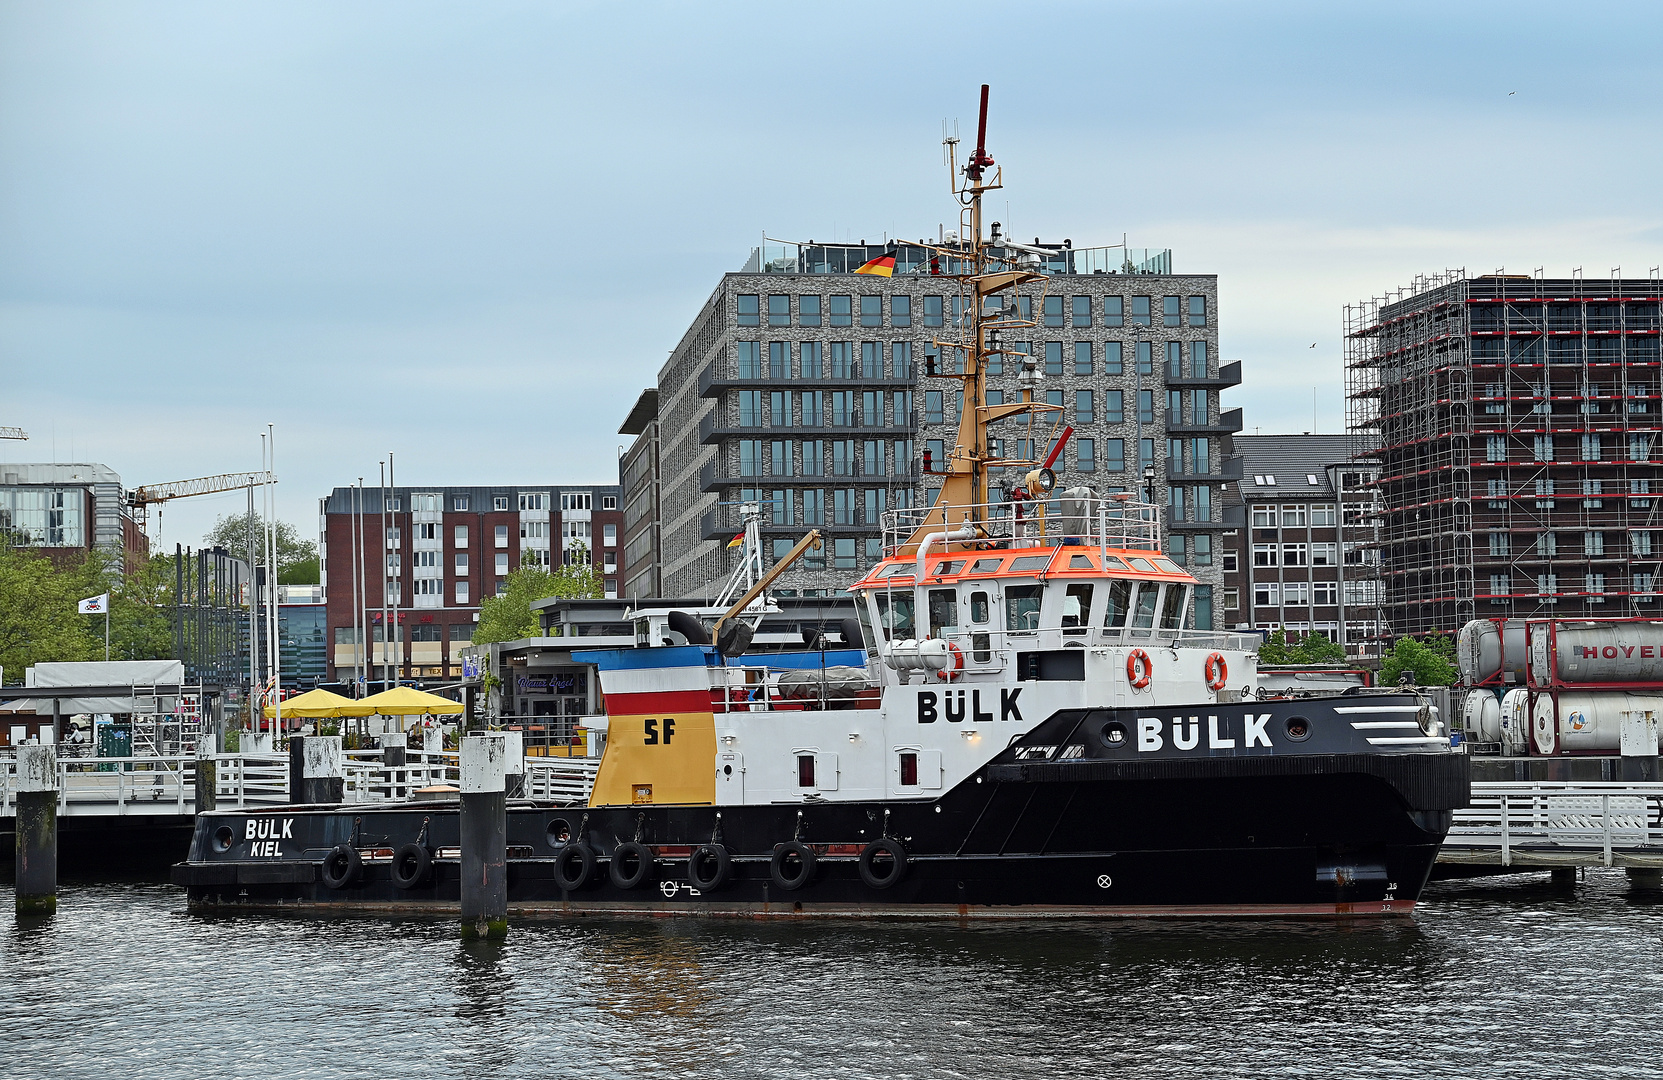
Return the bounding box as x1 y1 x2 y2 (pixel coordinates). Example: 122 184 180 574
245 817 293 857
917 688 1023 724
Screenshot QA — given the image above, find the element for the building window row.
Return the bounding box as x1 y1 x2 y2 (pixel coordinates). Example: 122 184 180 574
737 292 1208 331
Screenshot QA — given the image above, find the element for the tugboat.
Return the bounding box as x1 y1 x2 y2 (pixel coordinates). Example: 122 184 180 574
177 87 1468 917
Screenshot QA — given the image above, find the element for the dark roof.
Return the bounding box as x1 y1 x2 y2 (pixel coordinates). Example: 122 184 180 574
1232 435 1365 499
619 389 659 435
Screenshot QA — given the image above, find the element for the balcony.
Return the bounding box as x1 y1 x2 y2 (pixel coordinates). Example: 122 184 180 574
1168 455 1244 483
700 367 917 399
1164 360 1242 389
701 418 914 444
1164 407 1243 435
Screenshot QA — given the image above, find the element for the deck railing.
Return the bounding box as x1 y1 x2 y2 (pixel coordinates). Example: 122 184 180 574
881 495 1163 555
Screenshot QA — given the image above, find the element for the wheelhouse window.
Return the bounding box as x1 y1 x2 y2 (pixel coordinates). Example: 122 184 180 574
1131 585 1160 630
1062 583 1094 630
1005 584 1043 631
874 591 915 639
1160 585 1186 630
1104 580 1133 628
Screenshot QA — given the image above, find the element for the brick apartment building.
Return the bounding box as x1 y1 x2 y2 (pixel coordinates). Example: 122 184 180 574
319 483 622 685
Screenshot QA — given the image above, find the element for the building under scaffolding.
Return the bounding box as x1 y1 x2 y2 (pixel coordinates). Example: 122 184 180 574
1345 270 1663 636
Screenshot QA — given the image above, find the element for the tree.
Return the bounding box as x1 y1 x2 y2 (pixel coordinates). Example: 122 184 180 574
1259 627 1347 666
1380 635 1458 687
474 544 603 644
202 513 319 585
0 544 102 680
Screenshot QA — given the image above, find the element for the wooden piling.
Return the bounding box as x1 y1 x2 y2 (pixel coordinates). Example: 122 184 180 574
459 734 507 940
14 744 58 916
299 735 344 804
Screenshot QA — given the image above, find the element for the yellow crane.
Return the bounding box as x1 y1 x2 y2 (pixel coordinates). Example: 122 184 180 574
126 471 276 536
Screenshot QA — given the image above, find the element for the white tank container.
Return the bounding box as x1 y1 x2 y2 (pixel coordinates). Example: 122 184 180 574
1461 689 1502 743
1458 619 1528 685
1499 689 1532 756
1529 623 1663 685
1530 693 1663 754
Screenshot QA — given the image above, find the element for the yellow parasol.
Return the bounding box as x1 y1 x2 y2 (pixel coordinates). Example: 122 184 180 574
354 686 465 716
262 688 372 718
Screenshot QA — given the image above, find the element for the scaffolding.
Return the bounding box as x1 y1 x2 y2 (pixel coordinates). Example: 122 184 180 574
1346 269 1663 636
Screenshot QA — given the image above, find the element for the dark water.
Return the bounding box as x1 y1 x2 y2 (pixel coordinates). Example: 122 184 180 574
3 873 1663 1079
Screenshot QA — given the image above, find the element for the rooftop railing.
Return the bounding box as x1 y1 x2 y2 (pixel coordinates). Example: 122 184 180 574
879 495 1163 555
743 240 1174 278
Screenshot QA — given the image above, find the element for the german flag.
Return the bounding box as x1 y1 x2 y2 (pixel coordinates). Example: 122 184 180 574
727 532 745 549
854 253 896 277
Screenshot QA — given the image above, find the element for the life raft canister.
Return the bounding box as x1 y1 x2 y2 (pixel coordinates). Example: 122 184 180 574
936 641 965 681
1126 648 1153 690
1204 652 1229 691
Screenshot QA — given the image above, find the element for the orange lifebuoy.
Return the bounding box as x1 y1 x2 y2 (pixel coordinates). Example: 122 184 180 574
1204 652 1228 691
1126 648 1153 690
937 641 965 681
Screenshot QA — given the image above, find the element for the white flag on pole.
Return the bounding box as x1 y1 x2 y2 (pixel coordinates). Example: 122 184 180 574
77 594 109 614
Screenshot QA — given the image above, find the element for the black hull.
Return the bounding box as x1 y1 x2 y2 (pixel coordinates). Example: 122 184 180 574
177 751 1467 918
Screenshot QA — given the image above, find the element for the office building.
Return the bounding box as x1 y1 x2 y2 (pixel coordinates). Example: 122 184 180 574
618 390 663 601
656 238 1242 622
0 463 145 572
1345 271 1663 634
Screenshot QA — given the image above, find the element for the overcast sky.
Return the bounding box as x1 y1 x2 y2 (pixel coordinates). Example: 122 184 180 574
4 1 1662 548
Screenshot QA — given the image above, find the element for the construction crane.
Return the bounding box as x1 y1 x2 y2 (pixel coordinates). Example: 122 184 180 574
0 427 27 440
126 471 276 536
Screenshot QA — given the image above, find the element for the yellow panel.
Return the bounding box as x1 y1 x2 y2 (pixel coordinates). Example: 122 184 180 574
589 711 716 807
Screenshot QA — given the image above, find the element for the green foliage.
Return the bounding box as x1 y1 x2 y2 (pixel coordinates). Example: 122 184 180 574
0 544 103 680
1380 633 1459 687
203 513 319 584
1258 627 1347 666
473 543 603 645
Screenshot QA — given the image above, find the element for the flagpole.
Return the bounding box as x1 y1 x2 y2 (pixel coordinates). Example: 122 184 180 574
105 607 110 661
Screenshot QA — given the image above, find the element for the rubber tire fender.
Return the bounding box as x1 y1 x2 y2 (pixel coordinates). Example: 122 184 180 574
608 841 655 890
554 841 598 892
391 843 433 890
687 844 732 892
320 843 362 890
857 838 908 890
769 840 817 892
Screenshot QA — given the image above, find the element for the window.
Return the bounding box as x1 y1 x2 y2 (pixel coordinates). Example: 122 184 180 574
797 755 815 788
1283 543 1308 566
770 390 789 427
737 294 759 326
860 295 882 327
1162 296 1180 327
1076 390 1095 424
801 391 823 427
454 525 468 546
802 440 824 476
494 525 508 548
1074 341 1093 375
1044 295 1064 327
1195 485 1211 522
1222 587 1239 611
1131 296 1151 326
520 521 546 540
1252 506 1274 528
892 342 913 379
452 495 470 511
1044 341 1064 375
832 440 854 476
738 391 762 427
1631 433 1652 461
454 552 469 574
862 440 883 477
1134 341 1152 376
1104 342 1123 375
829 341 853 378
1047 389 1064 413
799 295 822 327
1104 296 1125 327
1103 439 1125 472
1104 389 1123 423
1166 341 1184 379
1586 531 1605 556
766 294 789 326
494 553 510 575
1193 533 1212 566
923 295 944 327
1284 581 1309 605
1587 573 1607 596
1191 438 1210 475
1188 296 1207 327
1253 544 1277 567
1489 532 1510 557
1533 435 1554 461
1488 575 1510 598
801 489 824 525
1077 438 1096 472
1005 584 1043 631
830 295 852 326
455 582 469 604
603 523 617 547
766 341 789 380
1223 551 1239 573
925 390 944 424
1167 437 1184 472
1636 533 1654 556
560 492 590 512
1169 486 1186 519
1539 573 1558 597
1140 438 1155 469
835 537 856 569
892 295 912 327
1253 581 1279 607
864 488 886 524
1311 542 1337 566
770 490 794 526
1138 390 1153 423
1282 505 1307 527
1313 581 1337 606
1310 503 1336 526
830 392 855 426
1583 478 1603 507
493 496 509 511
602 495 617 510
1581 434 1602 461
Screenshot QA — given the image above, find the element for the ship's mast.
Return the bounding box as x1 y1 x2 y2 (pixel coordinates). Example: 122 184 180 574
904 85 1058 554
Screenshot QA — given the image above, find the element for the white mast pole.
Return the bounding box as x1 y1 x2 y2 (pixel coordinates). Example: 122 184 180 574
269 423 281 738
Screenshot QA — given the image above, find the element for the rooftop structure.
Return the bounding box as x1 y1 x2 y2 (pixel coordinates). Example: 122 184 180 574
0 463 144 572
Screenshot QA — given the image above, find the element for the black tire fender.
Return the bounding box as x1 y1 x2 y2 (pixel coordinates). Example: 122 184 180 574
391 843 433 890
608 841 654 890
769 841 817 892
320 844 362 889
857 838 908 890
554 841 597 892
687 844 732 892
